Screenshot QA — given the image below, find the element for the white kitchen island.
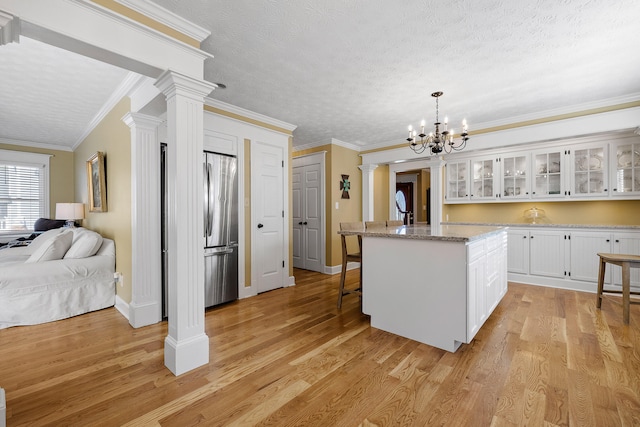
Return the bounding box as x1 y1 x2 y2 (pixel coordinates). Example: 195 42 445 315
340 224 507 352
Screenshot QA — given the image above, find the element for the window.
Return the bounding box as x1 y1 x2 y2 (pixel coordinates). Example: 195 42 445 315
0 149 50 234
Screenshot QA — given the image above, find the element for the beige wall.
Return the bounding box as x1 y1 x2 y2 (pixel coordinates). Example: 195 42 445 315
73 97 133 302
373 165 389 221
0 143 75 217
293 143 363 267
443 200 640 226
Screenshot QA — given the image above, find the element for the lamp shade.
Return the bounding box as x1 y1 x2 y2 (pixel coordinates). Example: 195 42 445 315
55 203 85 220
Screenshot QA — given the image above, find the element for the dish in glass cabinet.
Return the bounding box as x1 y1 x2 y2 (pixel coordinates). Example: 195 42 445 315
618 151 631 167
538 163 547 174
549 161 560 173
578 155 602 171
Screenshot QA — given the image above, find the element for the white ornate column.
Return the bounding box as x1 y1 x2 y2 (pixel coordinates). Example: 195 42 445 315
122 112 164 328
155 70 216 375
358 163 378 221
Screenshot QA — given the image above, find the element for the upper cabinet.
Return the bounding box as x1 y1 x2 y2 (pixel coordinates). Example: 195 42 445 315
532 148 564 199
501 152 530 200
444 132 639 204
568 144 608 198
610 139 640 196
446 160 470 201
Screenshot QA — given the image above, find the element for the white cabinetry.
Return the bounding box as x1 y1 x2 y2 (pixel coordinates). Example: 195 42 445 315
568 143 608 198
445 160 469 202
531 148 564 199
470 156 497 201
467 240 486 338
444 132 640 204
610 138 640 196
500 152 530 200
508 227 640 292
529 229 566 278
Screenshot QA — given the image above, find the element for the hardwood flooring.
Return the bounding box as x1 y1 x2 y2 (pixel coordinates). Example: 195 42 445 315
1 268 639 426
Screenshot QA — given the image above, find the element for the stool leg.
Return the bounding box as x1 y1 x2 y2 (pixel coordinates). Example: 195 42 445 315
596 257 606 309
338 258 347 309
622 262 630 325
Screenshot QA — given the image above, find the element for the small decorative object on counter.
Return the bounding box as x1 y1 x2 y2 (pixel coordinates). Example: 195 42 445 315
524 207 546 224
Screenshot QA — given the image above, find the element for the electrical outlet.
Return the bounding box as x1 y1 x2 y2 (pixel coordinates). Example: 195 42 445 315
114 272 123 287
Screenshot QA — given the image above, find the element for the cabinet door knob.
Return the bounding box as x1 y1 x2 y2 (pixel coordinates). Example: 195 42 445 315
523 235 527 239
298 221 303 225
257 223 264 229
615 239 619 243
606 239 610 242
303 221 308 225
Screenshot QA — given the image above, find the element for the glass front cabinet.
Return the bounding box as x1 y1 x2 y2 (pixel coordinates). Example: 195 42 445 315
446 160 469 201
500 153 530 200
569 144 608 197
610 139 640 196
443 133 639 204
531 148 564 199
470 156 497 200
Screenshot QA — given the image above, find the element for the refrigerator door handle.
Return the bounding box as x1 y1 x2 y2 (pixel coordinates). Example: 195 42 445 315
207 162 214 238
203 160 209 238
204 248 234 256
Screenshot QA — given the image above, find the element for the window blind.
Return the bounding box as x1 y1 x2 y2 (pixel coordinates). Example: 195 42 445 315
0 163 44 232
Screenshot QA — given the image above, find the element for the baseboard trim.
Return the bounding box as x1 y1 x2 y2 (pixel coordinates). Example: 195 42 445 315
114 295 130 321
324 262 360 275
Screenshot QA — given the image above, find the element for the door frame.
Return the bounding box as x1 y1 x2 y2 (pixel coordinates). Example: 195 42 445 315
292 152 326 272
389 158 444 228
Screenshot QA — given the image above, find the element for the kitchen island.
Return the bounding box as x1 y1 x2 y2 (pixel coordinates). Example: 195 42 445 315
340 224 507 352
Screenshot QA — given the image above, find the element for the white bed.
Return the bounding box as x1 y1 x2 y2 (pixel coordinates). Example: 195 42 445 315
0 228 115 329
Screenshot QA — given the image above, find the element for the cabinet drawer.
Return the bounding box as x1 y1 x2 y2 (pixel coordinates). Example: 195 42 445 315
468 240 486 262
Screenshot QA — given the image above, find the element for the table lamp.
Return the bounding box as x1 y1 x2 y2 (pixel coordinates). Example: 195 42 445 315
55 203 85 227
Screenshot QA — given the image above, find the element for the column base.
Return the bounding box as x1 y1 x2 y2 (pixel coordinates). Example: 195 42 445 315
164 333 209 376
129 300 161 328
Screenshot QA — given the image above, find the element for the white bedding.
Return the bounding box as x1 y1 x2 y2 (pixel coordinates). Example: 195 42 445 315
0 237 115 329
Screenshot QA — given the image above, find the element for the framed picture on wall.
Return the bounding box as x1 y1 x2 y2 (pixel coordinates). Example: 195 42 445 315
87 151 107 212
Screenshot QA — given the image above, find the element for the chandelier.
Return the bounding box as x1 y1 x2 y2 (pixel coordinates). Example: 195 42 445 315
406 91 469 155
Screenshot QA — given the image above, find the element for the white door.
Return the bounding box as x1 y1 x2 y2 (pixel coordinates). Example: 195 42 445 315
253 141 284 293
529 230 566 278
292 156 324 273
569 231 612 282
302 163 322 272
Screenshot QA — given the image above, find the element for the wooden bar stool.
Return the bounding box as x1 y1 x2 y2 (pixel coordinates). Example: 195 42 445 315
596 253 640 325
338 222 364 309
365 220 386 229
386 220 403 227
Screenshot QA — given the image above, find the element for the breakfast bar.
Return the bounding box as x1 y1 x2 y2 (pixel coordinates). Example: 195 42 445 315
340 224 508 352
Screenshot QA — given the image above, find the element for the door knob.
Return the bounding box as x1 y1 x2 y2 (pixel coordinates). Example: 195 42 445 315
257 223 264 228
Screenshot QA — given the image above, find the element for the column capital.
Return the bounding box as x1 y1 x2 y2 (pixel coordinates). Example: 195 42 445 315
0 11 20 46
155 69 217 99
122 112 164 130
358 163 379 173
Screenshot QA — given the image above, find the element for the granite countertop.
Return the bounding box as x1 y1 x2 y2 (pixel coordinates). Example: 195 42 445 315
443 222 640 230
338 224 506 242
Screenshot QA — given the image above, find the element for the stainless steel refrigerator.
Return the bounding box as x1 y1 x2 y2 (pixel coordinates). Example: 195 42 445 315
203 151 239 308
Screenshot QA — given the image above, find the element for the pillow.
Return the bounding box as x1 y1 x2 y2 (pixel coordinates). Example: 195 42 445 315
34 217 67 232
64 228 104 259
25 230 73 263
26 227 65 254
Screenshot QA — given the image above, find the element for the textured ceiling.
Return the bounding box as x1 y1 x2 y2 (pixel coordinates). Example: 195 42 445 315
155 0 640 149
1 0 639 151
0 37 130 149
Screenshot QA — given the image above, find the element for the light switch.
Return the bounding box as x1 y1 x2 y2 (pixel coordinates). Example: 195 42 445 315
335 202 339 209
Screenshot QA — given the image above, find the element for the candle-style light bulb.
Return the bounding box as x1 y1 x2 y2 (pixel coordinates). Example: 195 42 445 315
408 125 413 140
462 119 468 133
420 119 425 135
444 116 448 131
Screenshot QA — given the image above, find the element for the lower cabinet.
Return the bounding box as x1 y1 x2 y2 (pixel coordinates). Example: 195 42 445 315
507 226 640 292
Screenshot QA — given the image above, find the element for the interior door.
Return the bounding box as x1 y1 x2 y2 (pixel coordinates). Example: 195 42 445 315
395 182 414 224
292 166 303 268
253 141 285 293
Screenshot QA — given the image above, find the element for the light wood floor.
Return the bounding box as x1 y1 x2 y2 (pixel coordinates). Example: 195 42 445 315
1 269 639 426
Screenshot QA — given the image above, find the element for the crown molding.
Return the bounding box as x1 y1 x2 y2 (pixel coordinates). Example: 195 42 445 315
330 138 363 152
113 0 211 43
0 137 73 152
473 92 640 131
71 0 214 61
0 10 20 45
204 98 297 133
73 71 145 150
